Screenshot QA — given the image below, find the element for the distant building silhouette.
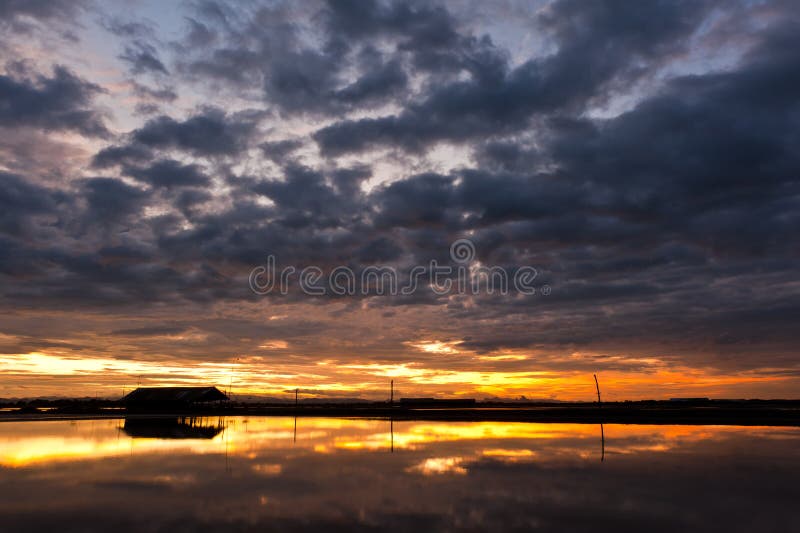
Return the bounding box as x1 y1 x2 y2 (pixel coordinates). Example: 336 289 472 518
123 386 228 411
399 397 476 408
669 397 710 402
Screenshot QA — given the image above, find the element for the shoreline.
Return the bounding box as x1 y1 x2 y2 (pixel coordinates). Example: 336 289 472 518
2 402 800 426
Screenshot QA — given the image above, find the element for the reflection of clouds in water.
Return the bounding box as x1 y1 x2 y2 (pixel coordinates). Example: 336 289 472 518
1 417 798 467
482 448 536 459
252 463 282 476
0 418 799 532
407 456 468 475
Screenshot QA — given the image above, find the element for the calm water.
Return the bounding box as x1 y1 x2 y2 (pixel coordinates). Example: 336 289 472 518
0 417 798 532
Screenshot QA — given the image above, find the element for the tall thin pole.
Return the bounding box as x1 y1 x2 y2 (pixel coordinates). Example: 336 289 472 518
390 379 394 405
295 388 298 407
593 374 602 406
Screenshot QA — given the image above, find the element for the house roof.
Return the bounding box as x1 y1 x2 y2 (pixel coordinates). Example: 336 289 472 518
123 386 228 403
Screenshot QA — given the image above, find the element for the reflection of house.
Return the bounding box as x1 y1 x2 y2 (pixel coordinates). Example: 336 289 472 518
123 386 228 411
123 417 224 439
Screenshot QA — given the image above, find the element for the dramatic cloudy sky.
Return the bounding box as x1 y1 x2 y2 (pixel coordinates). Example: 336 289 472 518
1 0 798 400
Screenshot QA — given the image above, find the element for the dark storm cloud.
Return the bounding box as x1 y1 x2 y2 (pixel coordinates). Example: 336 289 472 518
81 177 150 226
125 159 210 188
0 65 108 136
131 107 262 156
475 140 541 173
88 107 263 172
333 58 407 105
109 325 189 337
323 0 459 44
0 171 66 237
260 41 406 115
92 143 154 169
321 0 475 83
314 0 716 155
259 139 303 163
330 165 371 197
371 168 586 232
173 0 432 114
544 18 800 256
173 188 214 218
215 162 375 245
374 173 456 228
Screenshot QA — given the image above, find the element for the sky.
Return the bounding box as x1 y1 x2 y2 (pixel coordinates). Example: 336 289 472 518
0 0 798 400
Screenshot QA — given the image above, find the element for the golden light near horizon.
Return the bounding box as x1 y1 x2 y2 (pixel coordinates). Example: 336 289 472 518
0 350 795 401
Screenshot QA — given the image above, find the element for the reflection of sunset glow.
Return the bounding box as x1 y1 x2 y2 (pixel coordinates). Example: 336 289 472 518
482 448 536 458
0 422 228 467
0 418 798 469
408 456 467 475
252 463 282 475
327 422 590 452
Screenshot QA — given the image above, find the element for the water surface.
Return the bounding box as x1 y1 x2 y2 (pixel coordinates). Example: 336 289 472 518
1 417 798 532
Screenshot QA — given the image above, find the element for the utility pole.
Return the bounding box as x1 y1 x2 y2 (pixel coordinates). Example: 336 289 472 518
390 379 394 405
295 388 298 407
